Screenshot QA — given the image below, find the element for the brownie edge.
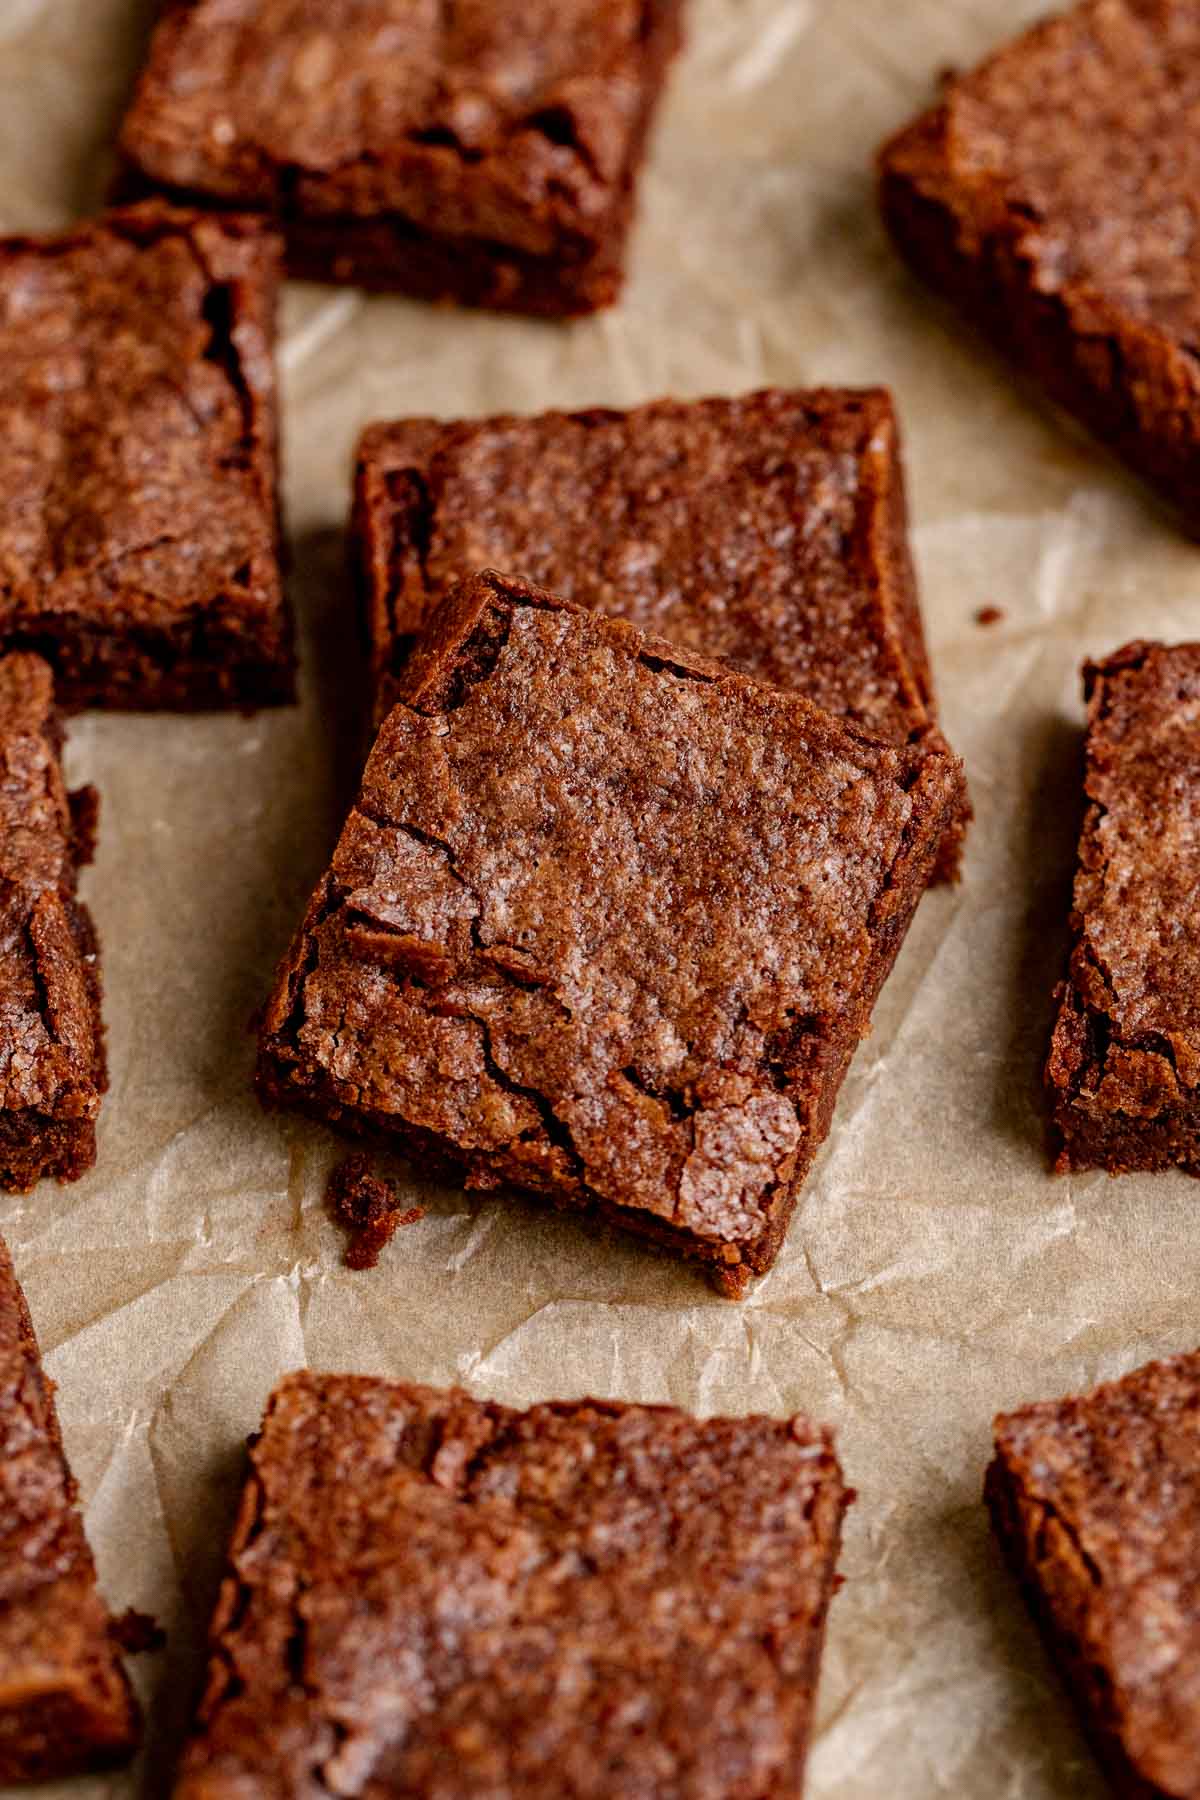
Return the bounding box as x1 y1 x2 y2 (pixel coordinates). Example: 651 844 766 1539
174 1373 850 1799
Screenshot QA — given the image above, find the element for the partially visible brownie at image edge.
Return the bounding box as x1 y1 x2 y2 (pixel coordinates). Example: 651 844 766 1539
0 1235 140 1780
879 0 1200 529
0 654 106 1191
988 1350 1200 1799
353 388 970 880
257 570 966 1295
1047 641 1200 1174
174 1372 849 1798
0 204 293 709
115 0 686 316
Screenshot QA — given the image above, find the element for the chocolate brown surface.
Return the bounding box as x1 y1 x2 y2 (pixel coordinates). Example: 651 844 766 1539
0 204 293 708
879 0 1200 527
1046 641 1200 1174
987 1350 1200 1799
0 1234 139 1781
0 654 106 1190
354 388 968 881
174 1372 849 1799
258 571 965 1294
116 0 685 315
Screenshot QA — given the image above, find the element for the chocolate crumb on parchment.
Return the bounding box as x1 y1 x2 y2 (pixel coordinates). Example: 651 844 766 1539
325 1153 425 1269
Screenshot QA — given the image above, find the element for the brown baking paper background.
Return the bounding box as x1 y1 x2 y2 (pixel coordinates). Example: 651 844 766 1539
3 0 1198 1793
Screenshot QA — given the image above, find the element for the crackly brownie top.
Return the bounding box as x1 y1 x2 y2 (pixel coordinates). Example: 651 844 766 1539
994 1350 1200 1793
176 1372 848 1798
364 389 933 736
0 205 280 629
267 574 961 1249
1055 641 1200 1109
910 0 1200 340
0 655 98 1117
119 0 674 249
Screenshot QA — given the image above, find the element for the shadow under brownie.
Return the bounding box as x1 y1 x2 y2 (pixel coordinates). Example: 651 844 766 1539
0 204 293 709
258 570 965 1295
115 0 686 317
174 1372 849 1799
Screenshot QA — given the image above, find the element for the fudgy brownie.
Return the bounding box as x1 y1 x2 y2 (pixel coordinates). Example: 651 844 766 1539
174 1372 850 1798
0 1234 139 1780
0 204 293 709
1047 641 1200 1175
353 388 969 880
258 570 965 1294
988 1350 1200 1799
879 0 1200 528
115 1 686 316
0 654 107 1190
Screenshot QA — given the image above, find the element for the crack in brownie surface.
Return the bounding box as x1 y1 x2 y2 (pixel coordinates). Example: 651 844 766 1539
259 571 964 1291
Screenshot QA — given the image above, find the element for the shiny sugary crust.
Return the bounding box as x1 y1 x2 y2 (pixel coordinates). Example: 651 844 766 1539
1046 641 1200 1173
0 1236 139 1780
174 1372 850 1799
988 1350 1200 1800
115 0 686 315
0 203 293 708
257 571 966 1295
878 0 1200 528
352 390 968 880
0 654 106 1190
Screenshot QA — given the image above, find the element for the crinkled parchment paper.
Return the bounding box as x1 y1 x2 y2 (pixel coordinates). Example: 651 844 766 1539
3 1 1198 1793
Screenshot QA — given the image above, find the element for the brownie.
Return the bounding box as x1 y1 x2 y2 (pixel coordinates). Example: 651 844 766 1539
173 1372 849 1798
1046 640 1200 1175
987 1350 1200 1799
879 0 1200 528
258 570 966 1295
0 654 107 1190
0 204 293 709
0 1234 139 1780
353 388 969 881
115 1 686 317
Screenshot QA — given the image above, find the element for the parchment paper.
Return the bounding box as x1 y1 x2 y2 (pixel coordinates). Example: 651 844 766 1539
3 0 1197 1792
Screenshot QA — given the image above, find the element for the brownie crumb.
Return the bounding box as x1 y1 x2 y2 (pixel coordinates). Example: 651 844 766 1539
112 1608 166 1656
326 1154 424 1270
976 605 1005 626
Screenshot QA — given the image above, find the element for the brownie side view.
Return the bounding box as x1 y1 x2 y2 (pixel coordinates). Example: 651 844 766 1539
1047 641 1200 1174
0 654 107 1190
352 389 970 880
173 1372 850 1799
0 204 293 709
988 1351 1200 1799
879 0 1200 529
258 571 966 1295
0 1235 139 1780
115 0 686 316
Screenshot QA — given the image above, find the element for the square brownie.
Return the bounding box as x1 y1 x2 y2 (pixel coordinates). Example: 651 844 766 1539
174 1372 849 1799
879 0 1200 529
115 1 686 316
988 1350 1200 1799
1047 640 1200 1174
0 1234 139 1780
353 387 969 881
0 653 107 1190
258 570 966 1294
0 204 293 709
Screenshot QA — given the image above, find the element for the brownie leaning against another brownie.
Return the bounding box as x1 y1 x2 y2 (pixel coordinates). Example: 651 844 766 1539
879 0 1200 530
0 654 106 1190
988 1351 1200 1800
115 0 685 316
1047 641 1200 1175
0 204 293 709
258 570 965 1295
353 389 970 880
174 1373 850 1799
0 1235 139 1781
